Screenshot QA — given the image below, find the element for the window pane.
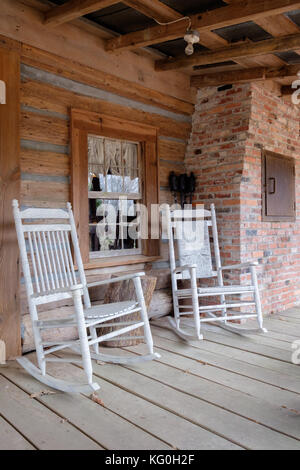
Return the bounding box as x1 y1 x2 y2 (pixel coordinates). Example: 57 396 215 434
88 135 140 195
89 199 140 254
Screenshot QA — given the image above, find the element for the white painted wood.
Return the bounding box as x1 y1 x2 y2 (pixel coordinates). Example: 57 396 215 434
0 79 6 105
0 340 6 364
20 208 69 219
13 199 158 393
163 203 267 340
22 225 72 232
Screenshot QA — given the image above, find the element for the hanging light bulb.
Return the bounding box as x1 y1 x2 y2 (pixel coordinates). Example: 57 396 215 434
185 42 194 56
184 30 200 56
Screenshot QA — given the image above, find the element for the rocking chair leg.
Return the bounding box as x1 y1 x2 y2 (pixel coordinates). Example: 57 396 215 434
250 265 267 333
31 305 46 375
133 276 154 354
89 326 100 354
191 267 203 340
72 287 94 386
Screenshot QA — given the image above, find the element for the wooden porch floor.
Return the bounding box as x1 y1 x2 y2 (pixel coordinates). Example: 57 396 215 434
1 309 300 450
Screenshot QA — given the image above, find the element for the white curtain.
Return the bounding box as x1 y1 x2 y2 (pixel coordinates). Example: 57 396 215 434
88 136 138 177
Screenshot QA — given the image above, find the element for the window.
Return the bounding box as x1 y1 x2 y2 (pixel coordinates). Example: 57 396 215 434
71 109 159 265
88 135 142 258
262 150 295 222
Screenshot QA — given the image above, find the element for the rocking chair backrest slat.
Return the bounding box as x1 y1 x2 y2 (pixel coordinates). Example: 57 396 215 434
164 204 222 280
13 200 90 307
176 219 213 279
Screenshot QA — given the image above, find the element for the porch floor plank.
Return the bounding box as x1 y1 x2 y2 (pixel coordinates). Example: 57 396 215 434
0 374 101 450
150 326 300 394
51 355 239 450
0 308 299 450
1 360 170 451
0 416 35 450
121 343 300 440
152 320 298 377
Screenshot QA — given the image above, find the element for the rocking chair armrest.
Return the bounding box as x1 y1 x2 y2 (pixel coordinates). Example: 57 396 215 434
219 262 259 271
173 265 197 274
87 272 145 289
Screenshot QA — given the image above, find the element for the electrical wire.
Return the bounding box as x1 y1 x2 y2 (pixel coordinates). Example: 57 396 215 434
152 15 192 31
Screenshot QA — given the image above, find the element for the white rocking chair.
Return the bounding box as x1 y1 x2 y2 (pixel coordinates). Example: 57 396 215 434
164 204 267 341
13 200 160 393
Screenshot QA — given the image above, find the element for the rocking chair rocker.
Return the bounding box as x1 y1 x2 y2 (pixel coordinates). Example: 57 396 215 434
163 204 267 341
13 200 160 393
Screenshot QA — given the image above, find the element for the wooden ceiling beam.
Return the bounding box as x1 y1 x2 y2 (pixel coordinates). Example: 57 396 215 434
106 0 300 52
281 84 297 94
122 0 181 23
191 65 300 88
44 0 119 27
155 32 300 72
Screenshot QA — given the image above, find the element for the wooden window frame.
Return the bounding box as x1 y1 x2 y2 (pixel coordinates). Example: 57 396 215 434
262 150 296 222
71 108 160 267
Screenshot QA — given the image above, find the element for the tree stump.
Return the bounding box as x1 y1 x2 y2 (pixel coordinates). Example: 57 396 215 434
97 275 157 347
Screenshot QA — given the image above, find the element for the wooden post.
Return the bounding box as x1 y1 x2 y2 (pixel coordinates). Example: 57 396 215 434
0 45 21 359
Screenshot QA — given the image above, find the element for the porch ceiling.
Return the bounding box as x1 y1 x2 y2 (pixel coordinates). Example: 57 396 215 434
34 1 300 94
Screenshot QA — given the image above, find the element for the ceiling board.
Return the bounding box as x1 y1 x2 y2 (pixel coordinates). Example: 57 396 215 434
275 50 300 62
212 21 272 43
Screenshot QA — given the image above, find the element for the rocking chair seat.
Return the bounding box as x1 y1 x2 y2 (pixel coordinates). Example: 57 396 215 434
84 300 139 320
176 285 255 299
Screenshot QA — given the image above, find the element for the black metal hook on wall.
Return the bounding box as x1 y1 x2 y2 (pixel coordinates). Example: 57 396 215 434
169 171 196 208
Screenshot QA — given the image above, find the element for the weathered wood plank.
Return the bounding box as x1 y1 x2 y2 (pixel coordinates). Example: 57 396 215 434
52 355 240 450
152 321 298 377
0 374 101 450
21 180 69 208
21 148 70 176
159 160 185 187
21 78 190 140
156 32 300 72
191 64 300 88
0 416 34 450
1 361 171 450
194 320 297 352
144 334 300 405
123 342 300 441
44 0 119 27
106 0 300 52
264 317 300 334
124 0 181 22
199 328 293 363
150 325 300 394
0 46 21 359
21 111 69 146
20 45 194 116
158 138 186 162
89 358 300 449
